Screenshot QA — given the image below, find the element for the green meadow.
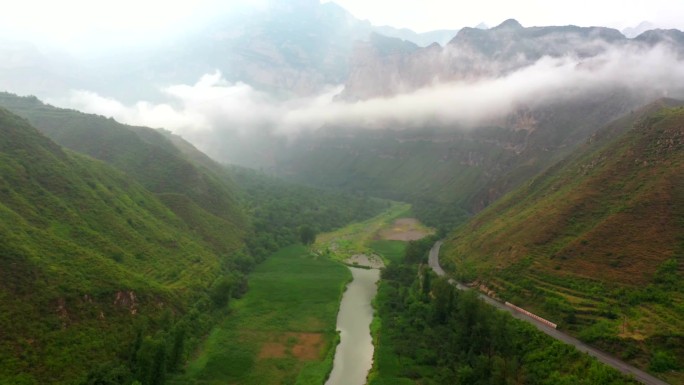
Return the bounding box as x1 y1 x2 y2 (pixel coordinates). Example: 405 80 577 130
172 245 350 385
314 202 433 267
368 240 407 266
314 202 410 261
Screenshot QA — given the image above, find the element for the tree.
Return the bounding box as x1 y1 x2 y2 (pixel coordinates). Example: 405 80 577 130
168 325 186 373
82 363 131 385
210 276 234 308
134 337 166 385
650 350 679 372
299 225 316 245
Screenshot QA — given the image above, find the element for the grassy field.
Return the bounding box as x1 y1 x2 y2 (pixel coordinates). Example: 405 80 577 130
314 203 432 265
171 245 350 385
368 240 407 266
314 202 410 260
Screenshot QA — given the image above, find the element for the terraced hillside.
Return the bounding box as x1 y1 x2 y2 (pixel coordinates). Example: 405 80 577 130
442 99 684 383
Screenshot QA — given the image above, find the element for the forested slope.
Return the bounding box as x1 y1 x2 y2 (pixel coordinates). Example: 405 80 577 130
229 165 389 258
0 108 245 384
0 92 246 256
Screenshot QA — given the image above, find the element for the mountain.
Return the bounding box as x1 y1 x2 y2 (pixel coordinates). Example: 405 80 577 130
0 1 464 102
154 0 368 97
622 21 656 38
441 100 684 380
634 28 684 54
80 0 463 101
0 92 247 256
338 19 684 101
8 2 371 100
340 32 424 100
0 108 247 384
2 1 371 100
373 25 459 47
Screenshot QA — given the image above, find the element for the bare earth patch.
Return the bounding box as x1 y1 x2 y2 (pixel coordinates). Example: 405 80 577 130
378 218 434 241
345 254 385 269
258 332 324 361
291 332 324 360
259 342 286 359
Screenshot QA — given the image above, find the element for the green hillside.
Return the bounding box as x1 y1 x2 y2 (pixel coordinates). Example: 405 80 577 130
0 93 390 259
0 108 246 384
0 92 246 256
442 100 684 382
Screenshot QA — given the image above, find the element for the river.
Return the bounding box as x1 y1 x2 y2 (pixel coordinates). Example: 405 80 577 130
325 267 380 385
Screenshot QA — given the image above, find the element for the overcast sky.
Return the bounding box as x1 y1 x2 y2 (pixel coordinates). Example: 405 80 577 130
1 0 683 52
323 0 684 32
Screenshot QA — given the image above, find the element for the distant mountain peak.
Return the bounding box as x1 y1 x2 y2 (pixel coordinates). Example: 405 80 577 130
474 22 489 30
622 21 655 38
634 28 684 49
493 19 523 30
368 32 420 53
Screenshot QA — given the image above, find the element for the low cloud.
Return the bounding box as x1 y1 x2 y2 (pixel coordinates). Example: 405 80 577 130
55 43 684 153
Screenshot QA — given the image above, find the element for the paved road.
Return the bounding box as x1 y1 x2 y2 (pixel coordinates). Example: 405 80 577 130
427 241 669 385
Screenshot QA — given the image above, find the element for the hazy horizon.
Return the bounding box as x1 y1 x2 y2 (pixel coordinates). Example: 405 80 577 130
1 0 683 53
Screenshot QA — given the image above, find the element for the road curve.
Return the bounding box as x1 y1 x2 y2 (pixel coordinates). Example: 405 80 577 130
427 241 669 385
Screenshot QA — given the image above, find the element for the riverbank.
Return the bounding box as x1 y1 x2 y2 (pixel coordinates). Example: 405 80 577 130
314 202 433 265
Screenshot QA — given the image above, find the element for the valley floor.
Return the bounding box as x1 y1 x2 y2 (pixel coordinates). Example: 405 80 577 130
169 245 350 385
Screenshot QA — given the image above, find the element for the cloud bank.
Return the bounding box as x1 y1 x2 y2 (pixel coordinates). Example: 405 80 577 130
56 43 684 150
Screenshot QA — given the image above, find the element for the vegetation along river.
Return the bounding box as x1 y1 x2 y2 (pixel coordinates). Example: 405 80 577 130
325 266 380 385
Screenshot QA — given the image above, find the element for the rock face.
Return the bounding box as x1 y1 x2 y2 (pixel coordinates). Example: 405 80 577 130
341 33 425 100
339 19 683 100
101 2 456 99
90 1 375 100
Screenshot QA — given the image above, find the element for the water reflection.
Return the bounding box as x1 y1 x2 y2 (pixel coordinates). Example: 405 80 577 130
325 267 380 385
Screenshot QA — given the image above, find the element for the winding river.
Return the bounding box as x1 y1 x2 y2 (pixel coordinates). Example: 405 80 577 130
325 267 380 385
